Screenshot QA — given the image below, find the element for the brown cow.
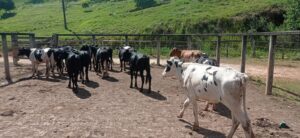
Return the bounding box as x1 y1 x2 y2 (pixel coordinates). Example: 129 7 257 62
169 47 202 62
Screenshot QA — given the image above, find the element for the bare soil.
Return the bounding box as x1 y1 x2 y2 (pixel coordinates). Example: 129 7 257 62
0 58 300 138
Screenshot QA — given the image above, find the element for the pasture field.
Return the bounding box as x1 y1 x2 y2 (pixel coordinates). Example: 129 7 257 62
0 0 288 35
0 58 300 137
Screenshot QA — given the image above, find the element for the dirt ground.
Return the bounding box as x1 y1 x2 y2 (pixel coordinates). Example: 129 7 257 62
0 58 300 138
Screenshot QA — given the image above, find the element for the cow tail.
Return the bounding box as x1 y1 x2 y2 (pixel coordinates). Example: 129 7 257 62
240 73 249 117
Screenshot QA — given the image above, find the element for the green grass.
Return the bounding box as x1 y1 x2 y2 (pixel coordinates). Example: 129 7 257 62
0 0 289 36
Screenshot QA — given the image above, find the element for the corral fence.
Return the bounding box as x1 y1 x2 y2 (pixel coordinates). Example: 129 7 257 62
1 31 300 96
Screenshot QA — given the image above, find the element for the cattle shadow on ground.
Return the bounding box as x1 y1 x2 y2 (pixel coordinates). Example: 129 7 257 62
36 77 61 82
85 80 99 88
137 88 167 101
214 103 231 119
73 88 91 99
102 76 119 82
179 119 226 138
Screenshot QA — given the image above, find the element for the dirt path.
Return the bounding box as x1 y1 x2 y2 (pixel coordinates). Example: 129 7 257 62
0 64 299 137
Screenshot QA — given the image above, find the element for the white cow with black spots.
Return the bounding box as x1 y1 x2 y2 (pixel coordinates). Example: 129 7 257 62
162 57 255 138
18 47 53 78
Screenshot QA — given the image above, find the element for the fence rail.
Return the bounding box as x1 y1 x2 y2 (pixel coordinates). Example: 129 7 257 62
1 31 300 95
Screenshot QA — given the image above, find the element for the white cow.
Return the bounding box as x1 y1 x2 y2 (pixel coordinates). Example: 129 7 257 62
162 57 255 138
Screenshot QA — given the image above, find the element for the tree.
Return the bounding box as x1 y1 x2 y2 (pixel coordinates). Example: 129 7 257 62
134 0 156 9
0 0 16 11
285 0 300 30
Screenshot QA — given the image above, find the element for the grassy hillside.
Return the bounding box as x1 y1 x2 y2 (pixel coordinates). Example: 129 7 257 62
0 0 289 36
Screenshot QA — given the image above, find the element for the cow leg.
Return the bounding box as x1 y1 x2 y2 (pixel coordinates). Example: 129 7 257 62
105 60 109 77
139 70 144 92
74 72 79 90
130 68 133 88
225 100 255 138
81 67 85 84
36 64 40 78
227 114 240 138
178 98 190 118
124 61 126 71
191 99 199 130
31 63 36 77
45 62 49 78
68 73 72 88
232 109 254 138
85 66 89 82
146 68 151 93
120 59 123 71
134 70 138 88
110 57 113 70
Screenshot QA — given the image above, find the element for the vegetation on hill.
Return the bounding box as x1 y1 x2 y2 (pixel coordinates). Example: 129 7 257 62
0 0 293 36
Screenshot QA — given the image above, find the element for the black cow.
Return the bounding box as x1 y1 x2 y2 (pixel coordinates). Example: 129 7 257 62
100 46 113 70
80 45 97 71
49 46 74 75
95 47 110 77
72 49 91 83
129 52 152 93
195 54 218 66
66 52 81 90
118 46 134 71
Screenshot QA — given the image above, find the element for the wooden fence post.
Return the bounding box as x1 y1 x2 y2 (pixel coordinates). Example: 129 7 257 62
216 35 221 66
241 35 247 73
265 35 276 95
187 35 192 49
1 34 12 83
125 35 129 46
29 34 36 48
11 34 19 66
156 36 161 65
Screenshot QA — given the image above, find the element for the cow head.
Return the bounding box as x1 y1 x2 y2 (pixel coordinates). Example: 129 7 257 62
162 57 183 77
169 47 181 57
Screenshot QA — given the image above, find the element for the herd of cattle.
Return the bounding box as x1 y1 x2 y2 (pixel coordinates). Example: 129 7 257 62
17 45 254 138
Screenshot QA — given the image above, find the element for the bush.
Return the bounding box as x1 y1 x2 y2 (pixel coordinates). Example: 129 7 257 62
0 0 15 11
134 0 156 9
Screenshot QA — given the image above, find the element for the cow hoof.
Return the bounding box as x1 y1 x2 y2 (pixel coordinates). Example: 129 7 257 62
130 86 133 88
139 89 143 92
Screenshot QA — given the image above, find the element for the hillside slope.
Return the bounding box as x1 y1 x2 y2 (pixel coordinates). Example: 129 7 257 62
0 0 289 36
